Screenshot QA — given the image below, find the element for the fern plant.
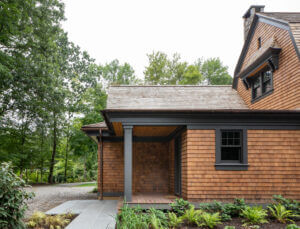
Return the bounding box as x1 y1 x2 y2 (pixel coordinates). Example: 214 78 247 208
268 204 299 223
197 212 222 229
181 205 203 226
240 206 268 225
168 212 183 228
170 198 192 216
286 224 300 229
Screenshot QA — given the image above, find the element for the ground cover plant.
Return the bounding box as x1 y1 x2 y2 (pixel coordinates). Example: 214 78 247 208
26 211 77 229
116 196 300 229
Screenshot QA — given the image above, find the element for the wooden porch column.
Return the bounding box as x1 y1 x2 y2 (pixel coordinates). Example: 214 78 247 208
123 125 133 202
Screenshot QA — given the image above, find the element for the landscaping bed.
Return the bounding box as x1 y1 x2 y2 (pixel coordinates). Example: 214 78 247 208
26 211 77 229
116 195 300 229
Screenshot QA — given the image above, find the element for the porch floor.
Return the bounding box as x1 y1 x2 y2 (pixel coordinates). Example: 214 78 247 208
117 193 177 210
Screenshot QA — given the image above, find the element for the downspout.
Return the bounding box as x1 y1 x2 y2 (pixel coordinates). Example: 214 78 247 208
99 129 104 200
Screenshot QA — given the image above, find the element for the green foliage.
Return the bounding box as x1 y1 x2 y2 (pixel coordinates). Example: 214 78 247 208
168 212 183 228
26 211 74 228
271 195 300 215
240 206 268 225
286 224 300 229
170 198 192 216
147 208 168 229
144 51 231 85
198 199 246 222
181 206 203 226
201 58 232 85
224 226 236 229
268 204 299 223
0 162 34 229
197 212 222 229
116 204 149 229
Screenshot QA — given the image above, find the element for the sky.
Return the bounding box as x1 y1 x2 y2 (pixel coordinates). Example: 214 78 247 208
62 0 300 78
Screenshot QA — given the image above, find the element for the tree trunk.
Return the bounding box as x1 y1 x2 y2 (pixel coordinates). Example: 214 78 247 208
64 125 70 182
48 112 57 184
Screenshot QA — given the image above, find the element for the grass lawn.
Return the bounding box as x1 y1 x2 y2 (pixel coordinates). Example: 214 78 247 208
74 182 96 187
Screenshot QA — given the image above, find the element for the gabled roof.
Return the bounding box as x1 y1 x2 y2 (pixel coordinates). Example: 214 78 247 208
233 11 300 89
106 85 248 110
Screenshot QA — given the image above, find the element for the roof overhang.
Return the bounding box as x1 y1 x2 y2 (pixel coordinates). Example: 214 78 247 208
101 109 300 134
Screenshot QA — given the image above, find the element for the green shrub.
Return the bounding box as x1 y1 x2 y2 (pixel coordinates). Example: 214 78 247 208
181 205 202 226
0 162 34 229
224 226 235 229
268 204 299 223
197 212 222 229
272 195 300 215
170 198 192 216
168 212 183 228
286 224 300 229
198 199 246 222
240 206 268 225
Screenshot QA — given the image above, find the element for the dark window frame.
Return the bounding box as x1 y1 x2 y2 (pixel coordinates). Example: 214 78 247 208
251 67 274 103
215 128 248 171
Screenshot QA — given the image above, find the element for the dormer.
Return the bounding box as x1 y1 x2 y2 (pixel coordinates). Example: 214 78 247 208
233 6 300 110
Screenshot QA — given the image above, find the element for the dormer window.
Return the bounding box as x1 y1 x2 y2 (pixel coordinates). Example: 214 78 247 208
251 67 273 102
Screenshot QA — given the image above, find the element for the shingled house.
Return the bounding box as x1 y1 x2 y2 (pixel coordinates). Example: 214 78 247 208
82 6 300 203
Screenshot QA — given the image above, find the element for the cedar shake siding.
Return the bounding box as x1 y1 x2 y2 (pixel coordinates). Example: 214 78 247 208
236 21 300 109
98 141 173 195
184 129 300 201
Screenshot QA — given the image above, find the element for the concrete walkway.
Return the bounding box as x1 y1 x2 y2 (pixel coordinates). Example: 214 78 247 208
46 200 118 229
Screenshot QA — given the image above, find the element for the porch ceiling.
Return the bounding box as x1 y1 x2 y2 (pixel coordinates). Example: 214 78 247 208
112 122 178 136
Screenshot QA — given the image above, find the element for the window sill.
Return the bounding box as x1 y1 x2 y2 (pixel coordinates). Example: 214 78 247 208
251 89 274 104
215 163 248 171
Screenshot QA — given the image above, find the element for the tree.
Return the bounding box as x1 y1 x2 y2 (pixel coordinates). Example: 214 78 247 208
144 51 204 85
144 52 232 86
100 59 139 85
201 58 232 85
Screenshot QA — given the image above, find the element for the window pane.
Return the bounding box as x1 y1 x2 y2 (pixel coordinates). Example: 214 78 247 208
221 147 241 160
262 71 272 93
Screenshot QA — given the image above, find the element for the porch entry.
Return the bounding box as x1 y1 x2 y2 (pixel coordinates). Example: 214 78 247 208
121 125 183 202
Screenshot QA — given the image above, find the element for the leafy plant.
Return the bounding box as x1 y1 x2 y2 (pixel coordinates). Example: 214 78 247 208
26 211 74 229
268 204 299 223
168 212 183 228
0 162 34 229
286 224 300 229
170 198 192 216
181 205 203 226
224 226 235 229
198 199 246 222
272 195 300 215
240 206 268 225
197 212 222 229
147 208 168 228
116 204 148 229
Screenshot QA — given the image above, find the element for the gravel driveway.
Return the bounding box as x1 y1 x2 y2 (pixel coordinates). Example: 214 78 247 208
25 183 97 217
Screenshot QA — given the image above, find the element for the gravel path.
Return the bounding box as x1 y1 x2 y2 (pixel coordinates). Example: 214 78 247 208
25 183 97 218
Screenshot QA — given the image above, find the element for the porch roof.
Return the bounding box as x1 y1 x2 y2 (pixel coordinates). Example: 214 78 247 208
106 85 248 110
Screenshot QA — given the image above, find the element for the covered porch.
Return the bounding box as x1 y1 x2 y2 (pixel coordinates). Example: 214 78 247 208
82 123 184 203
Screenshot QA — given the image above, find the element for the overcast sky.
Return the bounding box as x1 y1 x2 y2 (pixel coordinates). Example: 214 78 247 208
62 0 299 78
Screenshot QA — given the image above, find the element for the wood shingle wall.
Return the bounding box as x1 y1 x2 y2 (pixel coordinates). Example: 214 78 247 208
237 22 300 109
98 141 172 195
183 129 300 201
